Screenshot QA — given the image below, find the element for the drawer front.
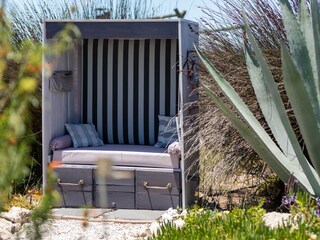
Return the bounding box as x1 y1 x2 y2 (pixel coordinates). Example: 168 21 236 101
136 192 180 210
136 170 180 195
55 167 93 190
95 191 135 209
55 191 93 208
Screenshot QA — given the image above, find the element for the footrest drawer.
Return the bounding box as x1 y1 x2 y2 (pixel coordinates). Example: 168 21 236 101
135 169 181 210
95 191 135 209
136 192 180 210
54 166 94 207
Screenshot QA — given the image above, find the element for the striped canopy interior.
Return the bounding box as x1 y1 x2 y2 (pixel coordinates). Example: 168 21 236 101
82 38 179 145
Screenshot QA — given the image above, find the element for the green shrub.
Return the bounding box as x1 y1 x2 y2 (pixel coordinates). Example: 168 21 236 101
150 203 318 240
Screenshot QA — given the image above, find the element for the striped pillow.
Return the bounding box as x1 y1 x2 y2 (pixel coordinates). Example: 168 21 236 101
65 123 104 148
154 115 178 148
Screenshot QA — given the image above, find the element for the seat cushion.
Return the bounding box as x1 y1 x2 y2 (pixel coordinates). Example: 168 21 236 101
52 144 180 169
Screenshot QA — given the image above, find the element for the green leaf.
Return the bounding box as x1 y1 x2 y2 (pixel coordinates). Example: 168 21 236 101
300 0 320 111
195 47 273 141
280 0 320 127
244 41 296 158
282 43 320 177
309 0 320 106
244 38 320 194
202 83 318 195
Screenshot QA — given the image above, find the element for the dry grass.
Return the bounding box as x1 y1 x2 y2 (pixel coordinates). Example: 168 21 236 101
7 0 164 47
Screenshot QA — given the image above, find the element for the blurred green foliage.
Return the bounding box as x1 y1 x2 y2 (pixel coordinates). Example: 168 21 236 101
0 4 81 237
151 201 320 240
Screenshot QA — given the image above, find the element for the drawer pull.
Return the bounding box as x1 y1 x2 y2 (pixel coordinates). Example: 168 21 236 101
143 181 172 190
57 178 84 186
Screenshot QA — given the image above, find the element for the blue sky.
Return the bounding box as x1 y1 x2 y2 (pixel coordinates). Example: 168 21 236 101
9 0 216 22
152 0 215 21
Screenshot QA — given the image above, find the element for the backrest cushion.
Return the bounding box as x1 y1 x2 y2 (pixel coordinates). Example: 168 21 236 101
154 115 178 148
82 38 179 145
65 123 104 148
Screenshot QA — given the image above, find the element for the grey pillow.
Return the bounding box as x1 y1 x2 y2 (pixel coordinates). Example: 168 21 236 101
65 123 104 148
50 134 72 151
154 115 178 148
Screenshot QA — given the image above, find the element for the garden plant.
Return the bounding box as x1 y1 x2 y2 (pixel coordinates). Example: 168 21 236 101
150 197 320 239
199 0 320 196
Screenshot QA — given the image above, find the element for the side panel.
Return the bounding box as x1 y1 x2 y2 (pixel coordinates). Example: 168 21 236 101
178 20 199 209
42 35 80 188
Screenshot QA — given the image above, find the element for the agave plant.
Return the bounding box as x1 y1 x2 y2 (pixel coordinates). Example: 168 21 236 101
197 0 320 196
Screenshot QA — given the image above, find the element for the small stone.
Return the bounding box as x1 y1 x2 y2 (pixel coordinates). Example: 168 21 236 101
263 212 292 229
12 223 22 233
0 218 14 233
0 207 31 223
0 228 14 240
13 222 30 239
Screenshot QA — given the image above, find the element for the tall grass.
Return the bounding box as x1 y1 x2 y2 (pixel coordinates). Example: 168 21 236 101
7 0 163 45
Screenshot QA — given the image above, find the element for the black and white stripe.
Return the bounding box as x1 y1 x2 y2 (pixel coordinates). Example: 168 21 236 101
82 39 179 145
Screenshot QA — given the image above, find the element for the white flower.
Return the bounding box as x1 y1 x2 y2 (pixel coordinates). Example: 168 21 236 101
173 218 185 229
180 209 188 218
161 212 173 223
149 221 161 236
167 208 179 217
309 234 317 240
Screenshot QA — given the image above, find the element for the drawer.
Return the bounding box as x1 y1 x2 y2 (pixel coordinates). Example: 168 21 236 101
56 191 93 208
136 170 181 195
55 167 94 191
54 166 94 207
95 191 135 209
136 192 180 210
136 169 181 210
94 168 135 209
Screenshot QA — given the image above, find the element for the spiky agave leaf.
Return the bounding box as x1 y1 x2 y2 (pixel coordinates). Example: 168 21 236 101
244 16 320 194
280 0 320 175
197 0 320 196
197 46 320 195
280 0 320 127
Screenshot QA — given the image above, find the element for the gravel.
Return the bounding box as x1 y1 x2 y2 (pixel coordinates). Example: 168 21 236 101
15 219 150 240
11 210 292 239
